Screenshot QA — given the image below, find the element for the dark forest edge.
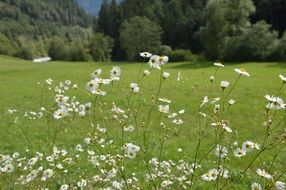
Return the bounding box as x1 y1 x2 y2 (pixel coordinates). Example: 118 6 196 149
0 0 286 62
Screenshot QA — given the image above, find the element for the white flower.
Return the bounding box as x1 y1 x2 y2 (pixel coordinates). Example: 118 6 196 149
124 125 134 132
256 168 272 179
53 107 68 120
77 179 87 187
41 169 54 181
159 98 171 104
143 70 150 76
228 99 236 105
60 184 69 190
177 71 182 81
211 97 220 104
172 119 183 125
159 105 169 114
149 55 161 70
92 69 102 78
221 81 230 89
201 169 219 181
45 78 53 85
214 62 224 67
159 55 169 65
112 181 123 189
279 74 286 83
215 145 228 158
200 96 209 108
233 148 246 157
110 66 121 81
251 182 262 190
95 78 111 85
93 89 107 96
123 143 140 159
86 79 99 93
210 75 215 82
265 95 284 110
242 141 260 152
140 52 152 58
234 68 250 77
162 72 170 79
275 181 285 190
178 109 185 114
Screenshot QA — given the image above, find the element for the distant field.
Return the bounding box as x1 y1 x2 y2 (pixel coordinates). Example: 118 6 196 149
0 56 285 189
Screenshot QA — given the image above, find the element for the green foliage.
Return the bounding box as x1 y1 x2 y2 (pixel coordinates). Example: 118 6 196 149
222 21 278 61
88 33 114 62
167 49 194 62
0 33 16 56
120 16 162 60
197 0 256 60
273 32 286 61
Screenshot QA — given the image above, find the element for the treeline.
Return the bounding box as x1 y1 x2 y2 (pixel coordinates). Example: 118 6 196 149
95 0 286 61
0 0 286 62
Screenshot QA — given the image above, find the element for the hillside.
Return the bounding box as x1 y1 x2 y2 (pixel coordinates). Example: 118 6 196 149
0 0 90 39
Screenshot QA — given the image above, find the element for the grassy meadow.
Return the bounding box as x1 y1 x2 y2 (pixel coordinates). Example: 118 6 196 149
0 55 285 189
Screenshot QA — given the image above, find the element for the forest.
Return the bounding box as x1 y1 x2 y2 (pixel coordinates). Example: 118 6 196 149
0 0 286 62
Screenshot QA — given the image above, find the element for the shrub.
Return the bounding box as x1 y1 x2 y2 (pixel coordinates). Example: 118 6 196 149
167 49 194 62
0 33 17 56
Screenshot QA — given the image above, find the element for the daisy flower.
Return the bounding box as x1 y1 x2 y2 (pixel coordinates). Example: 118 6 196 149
158 55 169 65
228 99 236 105
279 74 286 83
110 66 121 81
159 105 169 114
92 69 102 78
162 72 170 79
214 62 224 67
53 107 68 120
149 55 161 70
234 68 250 77
256 168 272 179
159 98 171 104
221 80 230 90
143 70 150 76
251 182 262 190
215 145 228 158
140 52 152 58
233 148 246 158
201 169 219 181
275 181 285 190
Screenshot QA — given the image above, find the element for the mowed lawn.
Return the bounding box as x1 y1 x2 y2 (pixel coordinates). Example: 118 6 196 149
0 55 285 188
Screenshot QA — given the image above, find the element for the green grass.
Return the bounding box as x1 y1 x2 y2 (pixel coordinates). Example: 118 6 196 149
0 55 285 189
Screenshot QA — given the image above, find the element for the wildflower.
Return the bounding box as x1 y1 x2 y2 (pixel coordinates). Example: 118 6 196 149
159 98 171 104
73 84 78 90
177 71 182 81
228 99 236 105
60 184 69 190
159 55 169 65
110 66 121 81
112 181 123 189
149 55 161 70
41 169 54 181
162 72 170 79
211 97 220 104
233 148 246 158
256 168 272 179
124 125 134 132
95 78 111 85
215 145 228 158
275 181 285 190
221 80 230 90
140 52 152 58
201 169 219 181
161 180 173 188
210 75 215 82
53 107 68 120
279 74 286 83
251 182 262 190
214 62 224 67
77 179 87 188
45 78 53 85
86 80 99 93
178 109 185 114
130 83 140 93
234 68 250 77
123 143 140 159
200 96 209 108
265 95 284 110
159 105 169 113
172 119 183 125
143 70 150 76
92 69 102 78
93 89 107 96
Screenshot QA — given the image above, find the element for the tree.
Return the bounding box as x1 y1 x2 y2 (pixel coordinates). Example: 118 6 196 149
197 0 256 60
120 16 162 60
88 33 114 62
